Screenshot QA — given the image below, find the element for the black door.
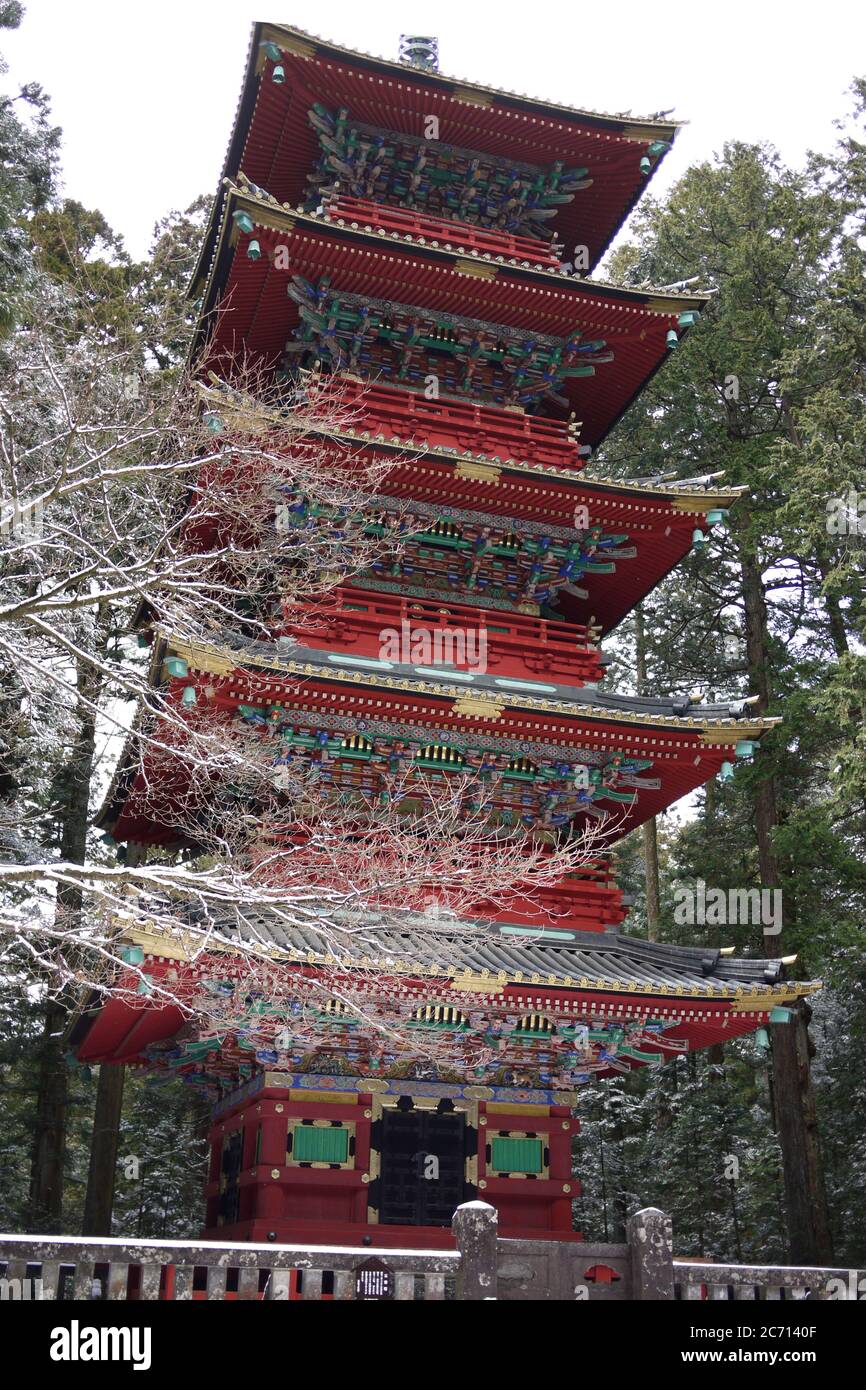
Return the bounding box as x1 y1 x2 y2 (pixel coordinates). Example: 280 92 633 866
379 1107 467 1226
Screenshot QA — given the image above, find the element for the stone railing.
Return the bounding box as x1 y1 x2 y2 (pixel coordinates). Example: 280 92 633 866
673 1259 865 1301
2 1205 861 1301
0 1231 461 1302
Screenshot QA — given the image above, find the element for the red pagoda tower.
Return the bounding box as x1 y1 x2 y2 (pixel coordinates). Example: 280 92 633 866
75 23 815 1250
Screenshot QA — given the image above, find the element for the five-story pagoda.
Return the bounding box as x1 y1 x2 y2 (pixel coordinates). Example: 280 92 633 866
74 23 814 1249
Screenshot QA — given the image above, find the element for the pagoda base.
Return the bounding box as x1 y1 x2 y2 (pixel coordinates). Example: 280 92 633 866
204 1076 580 1247
201 1217 584 1249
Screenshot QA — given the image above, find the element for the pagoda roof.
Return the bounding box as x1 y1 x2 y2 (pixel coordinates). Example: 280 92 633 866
195 374 742 635
73 913 816 1096
192 21 682 303
193 183 707 448
96 630 774 847
358 466 739 636
95 600 774 853
191 913 807 998
170 630 776 739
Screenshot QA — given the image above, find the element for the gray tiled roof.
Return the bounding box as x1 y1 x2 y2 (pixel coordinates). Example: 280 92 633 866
207 905 793 995
221 633 762 726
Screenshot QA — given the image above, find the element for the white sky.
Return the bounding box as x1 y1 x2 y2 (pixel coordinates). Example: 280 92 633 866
6 1 865 260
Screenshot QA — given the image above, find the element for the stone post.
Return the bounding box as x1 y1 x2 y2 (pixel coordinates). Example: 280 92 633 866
452 1200 498 1301
628 1206 675 1299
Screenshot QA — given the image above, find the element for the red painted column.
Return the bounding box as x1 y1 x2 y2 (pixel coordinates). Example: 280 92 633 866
258 1101 288 1166
549 1106 578 1234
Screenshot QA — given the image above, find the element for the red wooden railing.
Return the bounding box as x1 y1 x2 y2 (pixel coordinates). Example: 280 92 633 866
324 195 563 268
471 858 626 933
330 376 586 469
280 586 603 686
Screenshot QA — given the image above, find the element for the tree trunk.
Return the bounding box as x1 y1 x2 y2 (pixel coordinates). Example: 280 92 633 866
27 1001 69 1231
641 822 661 941
778 397 851 661
82 1064 126 1236
634 607 661 940
771 999 832 1263
27 614 107 1232
740 541 832 1263
816 554 850 659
